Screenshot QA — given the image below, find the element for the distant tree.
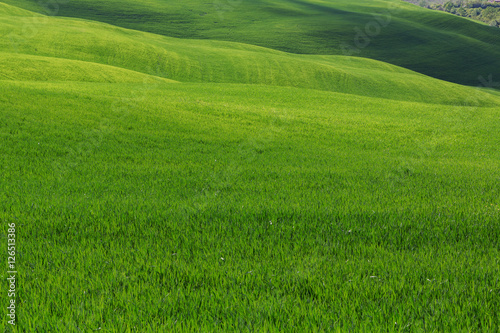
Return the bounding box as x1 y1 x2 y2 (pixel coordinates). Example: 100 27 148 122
482 6 498 20
404 0 500 28
467 8 480 17
443 1 455 11
457 7 467 16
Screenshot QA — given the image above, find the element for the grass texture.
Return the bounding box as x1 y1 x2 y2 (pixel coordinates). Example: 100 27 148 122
1 2 500 331
3 0 500 86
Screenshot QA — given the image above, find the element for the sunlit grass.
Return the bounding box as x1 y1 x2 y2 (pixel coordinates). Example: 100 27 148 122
0 1 500 331
3 0 500 86
1 80 499 331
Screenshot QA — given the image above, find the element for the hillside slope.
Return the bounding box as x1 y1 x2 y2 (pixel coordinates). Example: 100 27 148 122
3 0 500 87
2 77 500 333
2 2 500 331
2 3 500 106
0 52 177 84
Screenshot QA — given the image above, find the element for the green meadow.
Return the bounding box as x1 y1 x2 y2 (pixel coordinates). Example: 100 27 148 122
5 0 500 86
1 1 500 331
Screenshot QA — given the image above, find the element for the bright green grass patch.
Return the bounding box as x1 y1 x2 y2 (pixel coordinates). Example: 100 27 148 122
0 1 38 15
1 2 500 331
0 52 178 83
1 80 499 331
3 0 500 86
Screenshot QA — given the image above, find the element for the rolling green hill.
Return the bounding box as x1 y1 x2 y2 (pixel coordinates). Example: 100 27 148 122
3 0 500 87
1 2 500 331
0 52 178 83
2 2 500 105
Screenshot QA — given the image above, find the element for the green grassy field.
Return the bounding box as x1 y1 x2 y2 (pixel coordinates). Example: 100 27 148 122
1 1 500 331
4 0 500 87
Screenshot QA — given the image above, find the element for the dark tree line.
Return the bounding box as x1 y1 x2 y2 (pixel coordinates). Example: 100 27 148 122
404 0 500 27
